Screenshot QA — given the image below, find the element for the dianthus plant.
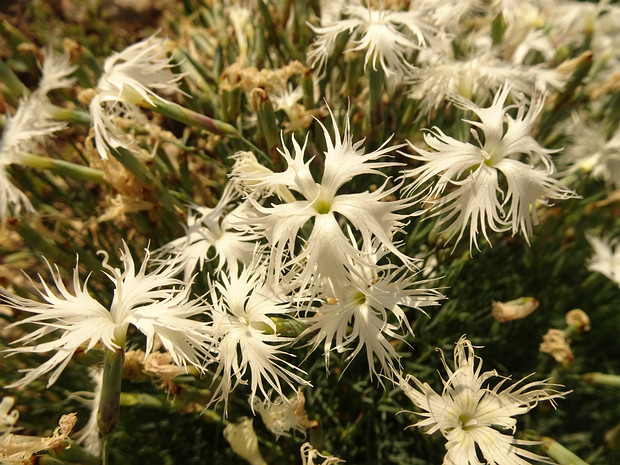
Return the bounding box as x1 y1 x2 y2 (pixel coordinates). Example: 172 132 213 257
232 106 414 295
403 85 577 250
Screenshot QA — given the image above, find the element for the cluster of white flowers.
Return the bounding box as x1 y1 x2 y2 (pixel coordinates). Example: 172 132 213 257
5 0 616 459
308 0 572 114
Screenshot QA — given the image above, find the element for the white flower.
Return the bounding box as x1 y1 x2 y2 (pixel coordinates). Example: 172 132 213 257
308 1 434 78
0 48 75 219
415 0 485 32
403 85 577 250
561 117 620 188
206 263 308 412
90 34 183 159
587 235 620 287
0 242 212 389
36 47 77 96
268 82 305 121
399 336 566 465
157 183 258 281
409 40 566 118
236 105 412 293
301 242 442 380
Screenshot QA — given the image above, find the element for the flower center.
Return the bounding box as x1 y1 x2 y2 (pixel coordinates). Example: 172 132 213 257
314 198 332 215
457 413 476 431
353 291 367 305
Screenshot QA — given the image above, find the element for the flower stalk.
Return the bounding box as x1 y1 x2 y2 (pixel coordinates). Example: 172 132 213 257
98 346 125 465
47 104 93 126
368 65 384 148
539 437 590 465
581 372 620 388
140 95 241 139
18 153 107 184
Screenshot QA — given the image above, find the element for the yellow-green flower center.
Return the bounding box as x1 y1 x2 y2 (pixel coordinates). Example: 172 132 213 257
314 198 332 214
458 413 475 431
353 291 367 305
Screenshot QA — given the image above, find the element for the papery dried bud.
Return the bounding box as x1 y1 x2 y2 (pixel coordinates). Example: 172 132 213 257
1 412 77 460
565 309 591 332
300 442 344 465
144 352 187 391
223 417 266 465
491 297 539 322
56 413 78 438
539 329 573 363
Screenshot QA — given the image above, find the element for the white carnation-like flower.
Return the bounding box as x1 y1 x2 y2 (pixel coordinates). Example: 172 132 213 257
90 34 184 159
235 105 413 294
308 1 435 78
157 183 258 281
0 48 75 219
206 263 308 412
1 242 212 389
399 336 567 465
403 85 577 250
301 242 442 380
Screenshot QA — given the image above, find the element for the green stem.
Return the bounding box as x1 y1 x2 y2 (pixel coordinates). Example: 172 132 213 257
368 66 384 149
98 347 125 465
18 153 107 184
581 372 620 387
139 96 270 160
48 105 92 126
539 437 590 465
140 96 241 138
0 59 27 105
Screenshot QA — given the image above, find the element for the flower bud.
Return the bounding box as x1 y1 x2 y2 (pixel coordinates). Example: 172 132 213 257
565 309 591 332
223 417 267 465
491 297 539 322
